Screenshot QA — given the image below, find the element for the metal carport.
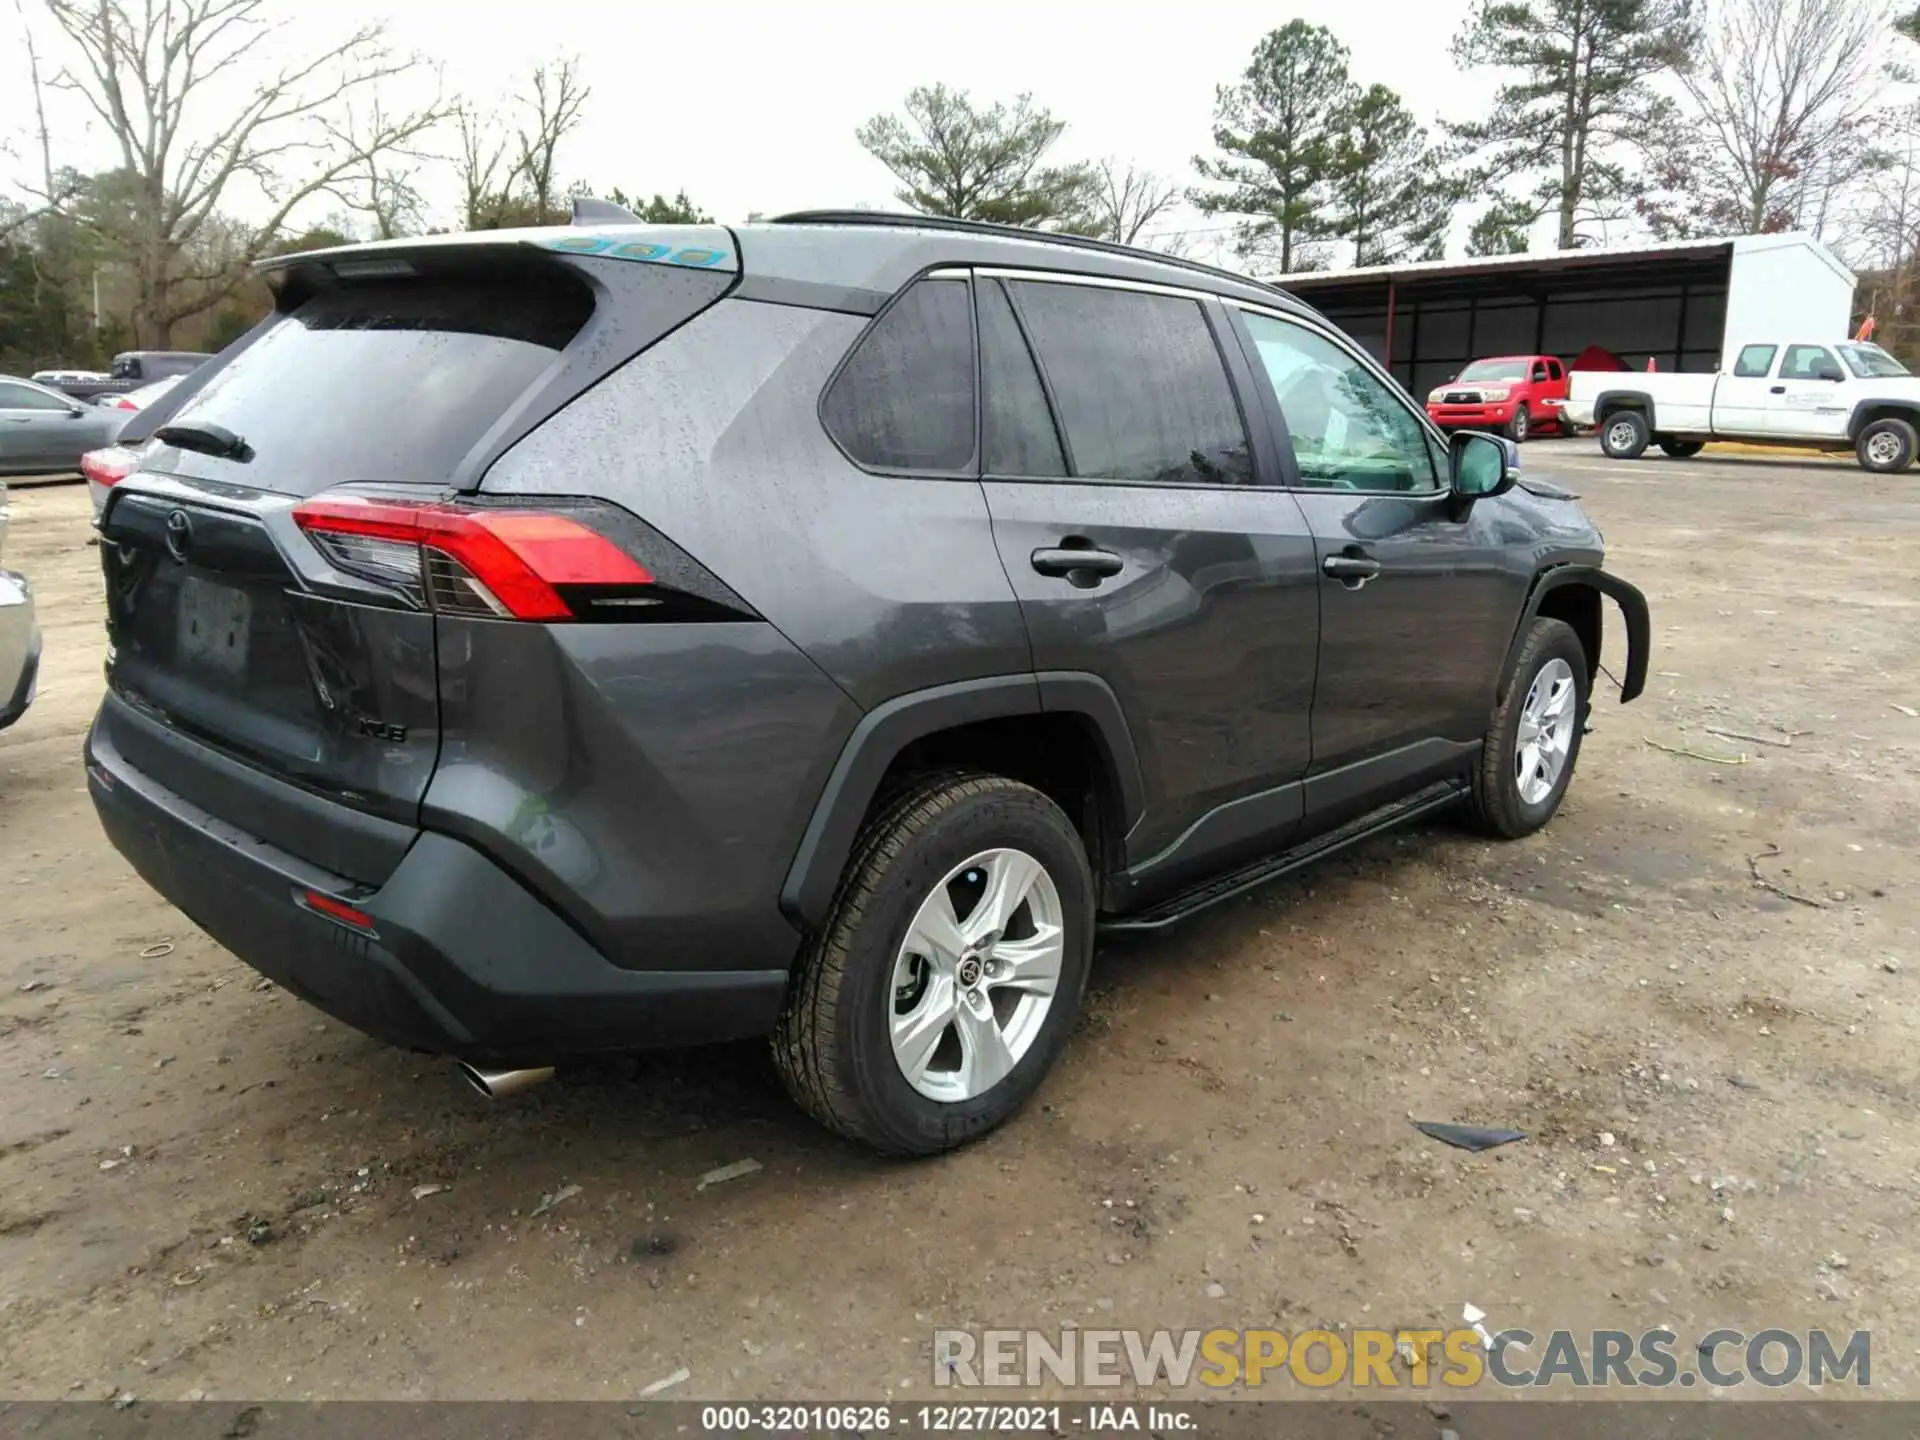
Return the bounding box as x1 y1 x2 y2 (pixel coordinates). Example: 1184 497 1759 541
1277 239 1745 402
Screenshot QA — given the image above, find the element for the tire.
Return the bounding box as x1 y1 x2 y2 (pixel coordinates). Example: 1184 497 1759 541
1599 409 1650 459
1506 408 1530 443
1467 618 1589 840
772 772 1095 1156
1658 438 1705 458
1855 417 1916 474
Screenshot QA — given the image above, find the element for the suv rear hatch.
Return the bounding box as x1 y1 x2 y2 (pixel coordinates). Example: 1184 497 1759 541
97 232 737 885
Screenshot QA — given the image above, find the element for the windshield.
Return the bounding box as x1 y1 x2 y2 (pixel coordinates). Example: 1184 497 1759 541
1457 359 1528 382
1837 342 1909 379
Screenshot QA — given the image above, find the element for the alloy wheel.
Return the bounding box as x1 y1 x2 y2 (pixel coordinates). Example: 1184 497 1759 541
1515 658 1577 805
889 848 1064 1102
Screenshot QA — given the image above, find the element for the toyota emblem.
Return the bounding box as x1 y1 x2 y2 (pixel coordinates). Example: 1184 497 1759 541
164 509 192 563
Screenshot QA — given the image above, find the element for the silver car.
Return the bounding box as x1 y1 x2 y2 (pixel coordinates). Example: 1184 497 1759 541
0 374 123 475
0 479 40 730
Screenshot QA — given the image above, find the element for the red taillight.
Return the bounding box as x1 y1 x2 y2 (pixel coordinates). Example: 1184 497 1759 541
80 445 138 487
298 888 377 933
292 495 653 621
115 396 139 410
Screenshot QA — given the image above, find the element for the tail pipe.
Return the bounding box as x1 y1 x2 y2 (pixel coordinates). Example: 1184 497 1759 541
458 1063 554 1100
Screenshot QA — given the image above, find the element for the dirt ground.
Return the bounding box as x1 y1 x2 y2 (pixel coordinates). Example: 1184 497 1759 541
2 443 1917 1403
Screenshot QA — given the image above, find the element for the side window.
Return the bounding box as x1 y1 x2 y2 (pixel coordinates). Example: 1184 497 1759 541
1780 344 1839 381
1008 280 1251 486
1239 311 1440 493
1547 360 1563 381
822 278 975 472
977 279 1066 477
1733 344 1777 378
0 382 69 411
1531 362 1549 383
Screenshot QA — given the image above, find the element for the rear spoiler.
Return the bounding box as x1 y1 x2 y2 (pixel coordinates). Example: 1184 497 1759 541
254 221 739 278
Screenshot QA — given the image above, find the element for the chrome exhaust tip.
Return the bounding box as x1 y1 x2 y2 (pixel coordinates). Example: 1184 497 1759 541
458 1063 555 1100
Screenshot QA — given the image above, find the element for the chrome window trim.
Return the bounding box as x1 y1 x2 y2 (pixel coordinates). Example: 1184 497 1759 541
974 266 1221 305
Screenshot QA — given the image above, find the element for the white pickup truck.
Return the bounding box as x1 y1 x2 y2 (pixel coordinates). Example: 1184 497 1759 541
1563 339 1920 473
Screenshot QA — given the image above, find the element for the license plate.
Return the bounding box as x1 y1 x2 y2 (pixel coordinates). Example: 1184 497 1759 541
175 574 252 678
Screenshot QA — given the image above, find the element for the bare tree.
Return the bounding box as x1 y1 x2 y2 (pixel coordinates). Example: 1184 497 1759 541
1643 0 1889 238
1083 159 1180 246
455 101 513 230
1853 97 1920 358
30 0 448 344
330 98 433 241
512 58 591 225
0 8 81 244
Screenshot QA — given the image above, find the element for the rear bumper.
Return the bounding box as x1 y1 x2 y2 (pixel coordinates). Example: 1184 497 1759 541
0 570 39 730
86 709 788 1063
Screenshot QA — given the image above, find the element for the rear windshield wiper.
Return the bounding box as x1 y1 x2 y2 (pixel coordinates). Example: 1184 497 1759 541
153 422 253 463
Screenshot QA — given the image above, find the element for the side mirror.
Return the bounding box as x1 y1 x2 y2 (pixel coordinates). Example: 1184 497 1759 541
1451 430 1519 499
1816 364 1844 382
66 405 84 418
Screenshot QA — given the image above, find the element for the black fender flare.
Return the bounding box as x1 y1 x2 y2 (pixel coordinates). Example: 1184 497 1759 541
1502 565 1651 706
1846 399 1920 443
1593 389 1657 433
779 672 1146 930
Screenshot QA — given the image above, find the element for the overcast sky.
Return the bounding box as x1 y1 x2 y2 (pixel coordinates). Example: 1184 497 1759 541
2 0 1475 264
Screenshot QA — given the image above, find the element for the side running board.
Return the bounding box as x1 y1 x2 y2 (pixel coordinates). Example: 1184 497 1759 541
1098 780 1469 934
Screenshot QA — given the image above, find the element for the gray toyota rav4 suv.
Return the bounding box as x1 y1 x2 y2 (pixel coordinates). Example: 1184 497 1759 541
87 209 1648 1154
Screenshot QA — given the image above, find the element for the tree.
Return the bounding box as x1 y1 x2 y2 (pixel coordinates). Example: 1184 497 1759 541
335 100 433 240
512 58 591 225
856 85 1097 228
1327 85 1455 267
1466 195 1543 254
0 236 85 372
1080 159 1180 246
455 59 593 231
0 22 82 246
1191 22 1354 273
455 101 517 230
603 187 713 223
1640 0 1888 239
27 0 448 345
1450 0 1695 249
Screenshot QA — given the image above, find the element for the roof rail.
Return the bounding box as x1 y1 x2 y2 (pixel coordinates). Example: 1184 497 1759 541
769 209 1293 303
571 195 642 225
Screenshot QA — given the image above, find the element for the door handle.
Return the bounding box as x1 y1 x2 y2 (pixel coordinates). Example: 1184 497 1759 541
1031 546 1124 581
1322 553 1382 588
1769 385 1786 394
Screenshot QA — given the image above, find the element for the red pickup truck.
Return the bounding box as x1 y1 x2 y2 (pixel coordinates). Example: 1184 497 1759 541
1425 354 1569 442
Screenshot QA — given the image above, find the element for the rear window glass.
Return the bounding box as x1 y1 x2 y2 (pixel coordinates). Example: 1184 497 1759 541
164 267 594 485
1009 280 1251 486
978 278 1066 477
822 278 976 472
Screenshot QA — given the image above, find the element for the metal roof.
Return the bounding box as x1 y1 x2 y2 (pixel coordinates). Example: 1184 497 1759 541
1278 231 1854 301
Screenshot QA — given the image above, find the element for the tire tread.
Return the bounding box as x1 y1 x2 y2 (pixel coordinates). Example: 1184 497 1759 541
772 771 1058 1154
1467 617 1587 839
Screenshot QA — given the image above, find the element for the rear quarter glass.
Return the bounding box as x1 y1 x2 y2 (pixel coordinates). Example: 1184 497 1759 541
149 251 730 496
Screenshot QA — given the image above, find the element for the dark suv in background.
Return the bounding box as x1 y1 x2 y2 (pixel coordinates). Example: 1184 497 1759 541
87 209 1648 1155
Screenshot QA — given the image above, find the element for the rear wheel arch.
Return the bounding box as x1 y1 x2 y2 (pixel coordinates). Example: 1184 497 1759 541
780 674 1144 930
1594 390 1656 432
